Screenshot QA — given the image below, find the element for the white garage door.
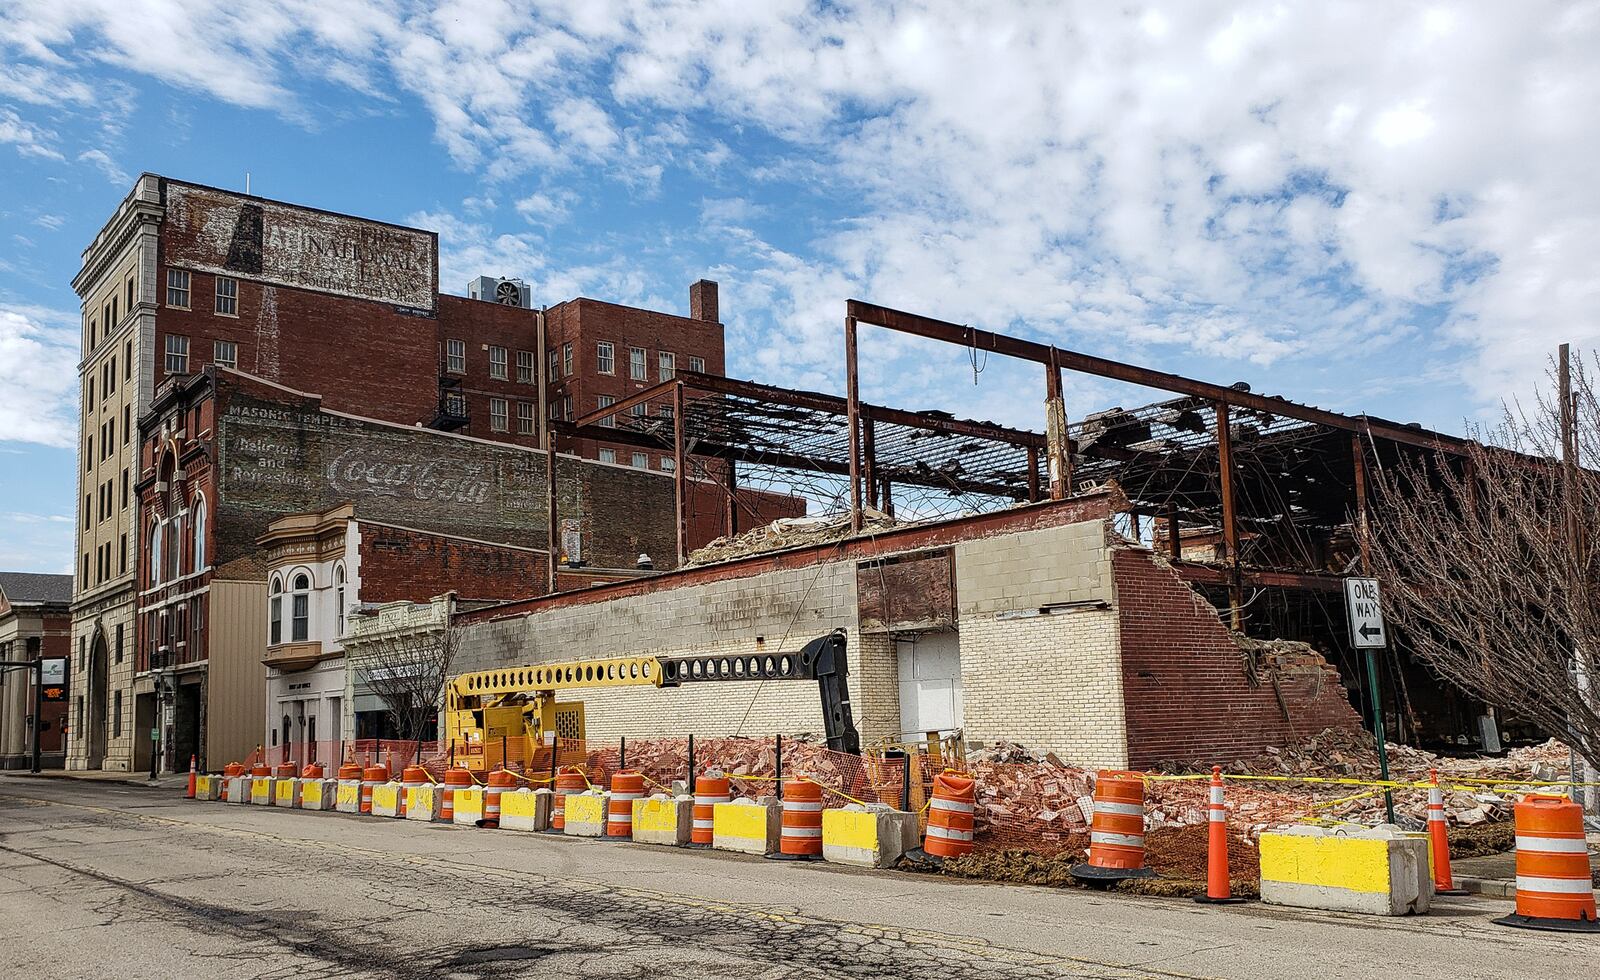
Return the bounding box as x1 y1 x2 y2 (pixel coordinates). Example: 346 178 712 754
896 632 964 738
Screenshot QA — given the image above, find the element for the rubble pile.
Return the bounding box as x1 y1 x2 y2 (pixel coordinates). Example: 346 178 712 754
579 736 899 805
685 514 903 567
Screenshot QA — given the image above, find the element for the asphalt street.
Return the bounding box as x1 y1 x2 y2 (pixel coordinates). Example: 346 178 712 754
0 776 1584 979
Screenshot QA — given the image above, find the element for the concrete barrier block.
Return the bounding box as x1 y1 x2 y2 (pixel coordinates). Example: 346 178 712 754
713 798 781 855
631 795 692 846
1260 826 1431 916
249 777 273 805
563 791 609 837
335 780 363 814
452 787 484 826
193 775 221 801
822 805 919 869
224 775 249 803
405 784 442 822
273 778 301 808
499 788 551 832
300 779 335 810
370 782 402 818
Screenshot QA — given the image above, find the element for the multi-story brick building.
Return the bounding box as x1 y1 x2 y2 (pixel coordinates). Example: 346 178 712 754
0 573 72 769
73 174 794 772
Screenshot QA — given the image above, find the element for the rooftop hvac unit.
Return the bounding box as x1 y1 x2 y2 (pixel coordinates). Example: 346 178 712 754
467 276 532 308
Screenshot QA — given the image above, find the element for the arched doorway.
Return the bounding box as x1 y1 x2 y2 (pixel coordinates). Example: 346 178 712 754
87 629 109 769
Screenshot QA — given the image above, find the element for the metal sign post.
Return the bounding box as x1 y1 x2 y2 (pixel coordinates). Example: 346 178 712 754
1345 577 1396 824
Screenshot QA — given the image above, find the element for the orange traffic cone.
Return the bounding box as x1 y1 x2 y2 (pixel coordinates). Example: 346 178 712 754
1195 766 1247 904
186 755 197 798
1427 770 1468 896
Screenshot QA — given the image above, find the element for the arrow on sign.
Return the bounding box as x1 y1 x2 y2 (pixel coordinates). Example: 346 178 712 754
1358 623 1383 640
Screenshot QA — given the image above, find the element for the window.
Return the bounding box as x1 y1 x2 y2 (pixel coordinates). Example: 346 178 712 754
112 691 122 738
489 346 508 379
659 351 676 381
661 457 676 473
84 437 91 472
122 405 130 444
83 495 90 529
517 402 534 434
149 523 163 587
167 269 191 308
548 348 560 379
121 469 128 509
597 342 615 374
560 395 572 420
192 495 206 571
290 572 310 642
490 397 508 432
334 564 346 638
659 404 675 420
629 402 647 419
597 394 616 427
629 347 646 381
445 338 465 373
80 553 88 587
516 350 534 384
115 623 123 663
164 334 189 374
562 343 573 377
598 448 617 464
111 297 118 326
214 340 237 369
269 575 283 645
689 355 706 374
118 534 126 575
88 376 95 412
631 452 648 469
107 356 117 395
445 390 466 417
105 418 114 454
125 340 132 380
126 276 135 310
89 318 97 350
214 276 238 315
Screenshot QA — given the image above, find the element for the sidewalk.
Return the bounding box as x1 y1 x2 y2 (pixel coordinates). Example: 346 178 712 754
1451 851 1518 899
3 769 189 789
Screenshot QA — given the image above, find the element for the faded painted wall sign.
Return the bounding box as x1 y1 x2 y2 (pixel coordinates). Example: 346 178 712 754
164 182 437 311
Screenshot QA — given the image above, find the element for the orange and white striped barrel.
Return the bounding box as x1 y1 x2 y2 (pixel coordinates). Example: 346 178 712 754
608 770 644 838
692 772 730 846
552 767 588 832
779 779 825 857
222 762 246 800
482 769 515 828
442 767 473 822
1085 771 1147 869
360 764 389 815
399 766 428 819
1499 793 1596 928
923 771 977 859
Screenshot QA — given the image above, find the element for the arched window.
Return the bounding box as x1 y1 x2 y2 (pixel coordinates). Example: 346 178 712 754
333 563 347 637
269 575 283 645
290 571 311 643
166 515 182 583
192 495 207 571
149 523 163 587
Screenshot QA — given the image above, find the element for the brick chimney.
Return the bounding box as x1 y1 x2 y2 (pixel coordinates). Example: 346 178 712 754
689 279 719 323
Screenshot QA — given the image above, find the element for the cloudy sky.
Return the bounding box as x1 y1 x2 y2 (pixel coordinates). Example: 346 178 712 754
1 1 1597 573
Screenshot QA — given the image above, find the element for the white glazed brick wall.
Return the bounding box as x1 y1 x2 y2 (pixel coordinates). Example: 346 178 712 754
455 562 902 743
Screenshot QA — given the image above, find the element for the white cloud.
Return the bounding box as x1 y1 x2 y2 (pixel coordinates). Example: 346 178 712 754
0 303 79 448
0 107 61 159
77 147 128 185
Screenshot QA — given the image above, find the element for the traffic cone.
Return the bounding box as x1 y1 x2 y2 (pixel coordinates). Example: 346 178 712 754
186 755 197 799
1428 769 1468 896
1195 766 1247 904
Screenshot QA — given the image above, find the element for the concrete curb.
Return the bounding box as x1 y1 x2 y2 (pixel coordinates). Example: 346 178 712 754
1453 876 1515 899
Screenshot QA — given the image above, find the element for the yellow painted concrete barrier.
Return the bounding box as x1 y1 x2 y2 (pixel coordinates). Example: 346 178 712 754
335 780 362 814
249 777 273 805
371 782 402 818
301 779 335 811
193 775 221 801
563 791 609 837
273 778 300 808
224 775 249 804
821 805 920 869
405 784 442 822
500 788 551 832
712 798 781 855
452 787 484 826
1260 826 1431 915
631 795 692 846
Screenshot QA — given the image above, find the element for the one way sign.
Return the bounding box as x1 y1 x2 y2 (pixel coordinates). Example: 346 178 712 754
1344 577 1387 649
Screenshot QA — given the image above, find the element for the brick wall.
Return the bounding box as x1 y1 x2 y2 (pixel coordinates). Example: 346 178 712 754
1112 548 1364 769
358 524 547 605
435 295 542 445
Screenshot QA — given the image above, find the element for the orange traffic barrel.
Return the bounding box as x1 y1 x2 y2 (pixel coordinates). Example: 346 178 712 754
301 762 326 779
361 764 389 815
337 762 363 782
1495 793 1598 932
442 767 473 822
769 779 825 860
274 762 297 779
923 771 976 860
690 771 729 848
548 767 588 834
224 762 246 777
607 770 645 838
1071 771 1157 885
250 763 271 778
481 769 516 828
399 766 428 819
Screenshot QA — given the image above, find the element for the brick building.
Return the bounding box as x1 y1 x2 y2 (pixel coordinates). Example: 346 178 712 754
71 174 796 772
0 573 72 769
451 491 1363 767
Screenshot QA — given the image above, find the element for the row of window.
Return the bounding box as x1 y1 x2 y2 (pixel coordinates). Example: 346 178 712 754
166 269 237 316
82 534 128 589
85 342 133 414
83 407 131 473
162 336 237 375
268 565 346 646
86 274 138 351
139 596 204 672
85 468 130 528
445 339 706 384
148 493 207 589
596 448 675 472
486 398 540 434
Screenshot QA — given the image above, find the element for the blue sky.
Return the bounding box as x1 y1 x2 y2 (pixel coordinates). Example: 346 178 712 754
3 2 1598 573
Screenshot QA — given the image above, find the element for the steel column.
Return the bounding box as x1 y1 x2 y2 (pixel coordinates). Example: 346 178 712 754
724 460 739 539
845 314 863 532
1215 402 1242 629
1045 349 1071 499
674 381 688 565
863 417 878 511
1026 446 1040 502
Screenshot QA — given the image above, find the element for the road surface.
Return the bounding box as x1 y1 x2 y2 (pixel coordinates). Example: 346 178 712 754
0 776 1582 979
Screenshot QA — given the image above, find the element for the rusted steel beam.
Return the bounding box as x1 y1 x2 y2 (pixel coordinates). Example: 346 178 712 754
846 299 1472 454
1026 446 1040 502
1216 401 1243 629
1165 502 1180 559
863 416 878 510
1172 561 1342 592
845 314 863 533
1352 433 1372 576
674 382 688 566
724 460 739 539
1044 350 1071 499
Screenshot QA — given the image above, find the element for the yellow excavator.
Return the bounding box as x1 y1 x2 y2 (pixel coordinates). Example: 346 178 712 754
443 631 861 772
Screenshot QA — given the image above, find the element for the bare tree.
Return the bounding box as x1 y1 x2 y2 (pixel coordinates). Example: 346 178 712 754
350 624 461 744
1368 350 1599 773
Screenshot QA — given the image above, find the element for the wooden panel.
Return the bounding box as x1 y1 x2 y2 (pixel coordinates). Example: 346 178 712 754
856 550 955 633
207 579 268 766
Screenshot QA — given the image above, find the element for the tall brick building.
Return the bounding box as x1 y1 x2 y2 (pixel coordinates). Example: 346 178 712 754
71 174 795 773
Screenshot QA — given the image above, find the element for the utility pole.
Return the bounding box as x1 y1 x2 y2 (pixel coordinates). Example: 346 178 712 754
1558 344 1591 812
